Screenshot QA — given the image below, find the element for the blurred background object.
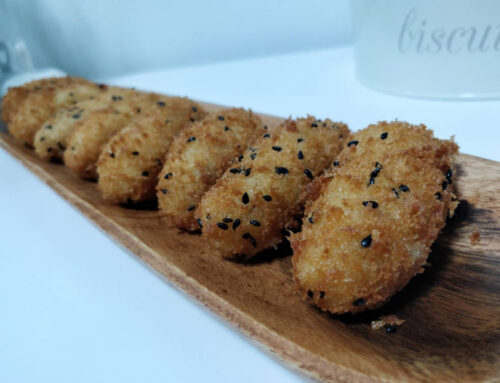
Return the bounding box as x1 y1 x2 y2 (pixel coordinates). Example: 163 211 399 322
353 0 500 99
0 0 352 80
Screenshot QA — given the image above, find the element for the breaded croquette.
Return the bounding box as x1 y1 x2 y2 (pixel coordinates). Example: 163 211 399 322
34 87 134 161
1 77 58 124
196 117 349 259
156 108 265 230
6 77 101 145
291 121 458 314
96 98 206 203
64 90 160 179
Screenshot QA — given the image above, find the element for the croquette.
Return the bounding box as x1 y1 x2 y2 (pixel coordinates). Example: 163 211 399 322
291 121 458 314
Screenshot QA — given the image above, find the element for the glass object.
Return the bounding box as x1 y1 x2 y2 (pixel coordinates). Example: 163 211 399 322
352 0 500 100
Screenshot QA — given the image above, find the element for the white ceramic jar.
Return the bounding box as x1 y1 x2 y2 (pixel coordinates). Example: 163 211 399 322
352 0 500 99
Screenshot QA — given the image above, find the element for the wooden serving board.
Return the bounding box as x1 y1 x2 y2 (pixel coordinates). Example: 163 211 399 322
1 104 499 383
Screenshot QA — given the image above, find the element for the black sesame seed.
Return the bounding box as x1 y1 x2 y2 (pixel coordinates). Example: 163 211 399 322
57 142 65 151
45 125 52 130
164 172 172 179
187 136 196 142
249 236 257 248
362 200 379 209
224 126 230 131
161 189 168 194
392 187 399 199
435 192 442 200
238 154 243 162
262 195 272 202
222 217 233 223
348 140 359 147
157 101 165 107
242 192 249 204
297 138 304 143
232 219 241 230
142 171 149 177
112 95 123 101
399 184 410 192
110 152 115 158
72 113 81 119
308 216 314 224
442 180 448 190
132 151 139 156
244 168 252 176
446 168 453 183
197 218 203 228
369 162 383 185
311 123 318 128
304 169 313 179
217 222 228 230
229 168 241 174
137 107 141 113
242 232 251 239
250 153 257 160
40 137 45 142
250 220 261 227
218 115 224 121
272 146 282 152
385 324 397 334
187 205 195 211
319 291 325 299
263 133 270 138
361 234 372 248
353 298 365 306
307 290 314 298
380 132 388 140
298 150 304 160
275 167 289 175
333 161 340 167
192 106 198 112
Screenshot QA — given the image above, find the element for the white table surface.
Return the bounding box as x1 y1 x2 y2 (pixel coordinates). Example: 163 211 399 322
1 46 499 383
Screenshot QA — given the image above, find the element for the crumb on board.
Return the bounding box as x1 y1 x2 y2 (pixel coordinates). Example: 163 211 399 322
469 229 481 246
371 315 406 332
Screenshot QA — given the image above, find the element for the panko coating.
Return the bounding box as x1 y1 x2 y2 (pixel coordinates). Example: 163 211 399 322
33 87 136 161
96 98 206 203
64 90 160 179
156 108 265 230
196 117 349 259
1 77 59 124
5 77 101 145
291 121 458 314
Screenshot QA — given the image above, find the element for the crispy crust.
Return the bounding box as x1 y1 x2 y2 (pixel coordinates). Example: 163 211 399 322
96 98 206 202
291 121 458 314
5 77 101 145
63 90 160 179
32 87 127 160
196 117 349 259
156 108 265 230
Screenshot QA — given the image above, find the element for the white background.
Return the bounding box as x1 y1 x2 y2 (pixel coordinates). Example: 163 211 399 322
1 2 500 383
1 0 352 78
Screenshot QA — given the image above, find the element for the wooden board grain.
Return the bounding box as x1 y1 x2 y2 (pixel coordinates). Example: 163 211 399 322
1 106 499 383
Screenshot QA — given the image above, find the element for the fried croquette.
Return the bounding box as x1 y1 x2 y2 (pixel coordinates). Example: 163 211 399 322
196 117 349 259
291 121 458 314
96 98 206 203
156 108 265 230
64 90 160 179
1 77 59 124
5 77 101 145
33 88 135 161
